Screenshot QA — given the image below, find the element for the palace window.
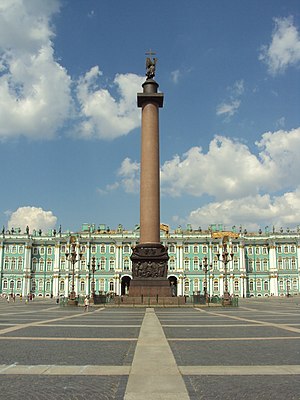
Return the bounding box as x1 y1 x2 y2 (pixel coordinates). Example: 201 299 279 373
278 258 283 270
169 259 175 271
233 245 238 253
109 259 115 270
80 281 85 292
248 259 253 272
59 280 65 291
284 258 290 269
262 247 268 255
184 245 189 253
100 245 106 253
193 245 199 253
32 258 37 272
31 280 36 291
194 278 199 293
284 246 289 253
213 257 218 269
277 246 282 253
184 259 190 271
193 257 199 270
109 245 115 253
46 280 51 292
18 257 23 270
256 279 262 291
46 259 52 271
19 245 24 253
80 245 86 253
123 258 130 271
12 245 17 253
99 279 105 292
279 280 284 291
255 247 260 255
202 245 208 253
61 245 66 253
4 258 9 270
3 280 8 289
47 247 52 255
109 280 114 292
256 260 261 272
213 280 219 292
39 260 44 272
100 258 106 270
264 280 269 291
16 280 22 290
184 279 190 295
291 245 296 253
11 258 16 270
292 279 298 290
249 280 254 291
263 259 268 271
40 247 45 255
248 247 253 255
291 258 296 269
234 280 239 291
91 245 96 253
123 244 130 253
169 244 175 253
233 258 239 270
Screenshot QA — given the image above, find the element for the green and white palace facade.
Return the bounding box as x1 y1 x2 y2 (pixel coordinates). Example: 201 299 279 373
1 223 299 299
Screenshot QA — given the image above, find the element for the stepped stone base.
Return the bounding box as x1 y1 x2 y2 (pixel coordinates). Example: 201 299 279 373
114 296 186 306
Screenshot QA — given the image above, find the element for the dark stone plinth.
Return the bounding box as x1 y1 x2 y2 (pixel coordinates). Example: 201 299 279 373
129 278 171 297
130 242 170 297
114 296 186 306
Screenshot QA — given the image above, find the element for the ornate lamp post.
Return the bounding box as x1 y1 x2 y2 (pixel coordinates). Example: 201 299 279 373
217 237 234 305
202 257 208 299
202 257 212 302
65 240 83 306
88 256 99 304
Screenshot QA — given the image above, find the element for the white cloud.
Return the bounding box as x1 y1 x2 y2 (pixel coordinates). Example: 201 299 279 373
117 157 140 193
216 100 241 117
161 128 300 200
187 190 300 231
216 80 244 118
171 69 180 84
259 16 300 75
7 206 57 232
0 0 72 140
76 67 144 139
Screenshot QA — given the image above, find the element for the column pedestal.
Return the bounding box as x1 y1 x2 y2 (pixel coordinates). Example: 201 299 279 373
129 243 171 297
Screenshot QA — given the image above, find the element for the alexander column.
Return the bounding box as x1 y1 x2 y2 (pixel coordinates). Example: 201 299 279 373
129 52 170 297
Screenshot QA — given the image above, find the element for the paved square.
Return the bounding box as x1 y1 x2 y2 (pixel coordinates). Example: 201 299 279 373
0 297 299 399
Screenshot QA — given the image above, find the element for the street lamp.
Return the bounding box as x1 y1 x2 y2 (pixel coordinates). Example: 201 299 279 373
88 256 99 304
65 241 83 305
202 257 209 300
217 237 234 305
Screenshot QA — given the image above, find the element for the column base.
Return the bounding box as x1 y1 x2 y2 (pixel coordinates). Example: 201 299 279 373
129 242 170 297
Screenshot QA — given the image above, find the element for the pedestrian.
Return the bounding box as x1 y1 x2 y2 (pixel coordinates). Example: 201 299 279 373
84 296 90 312
6 295 10 303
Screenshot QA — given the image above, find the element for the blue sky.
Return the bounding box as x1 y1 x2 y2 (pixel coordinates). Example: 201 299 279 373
1 0 300 233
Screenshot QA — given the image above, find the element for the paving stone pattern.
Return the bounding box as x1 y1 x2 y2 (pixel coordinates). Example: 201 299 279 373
0 297 300 399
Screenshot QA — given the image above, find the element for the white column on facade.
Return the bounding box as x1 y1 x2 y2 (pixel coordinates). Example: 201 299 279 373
86 242 91 296
177 245 183 271
52 243 60 297
239 242 246 297
0 242 3 292
23 241 32 297
269 244 278 296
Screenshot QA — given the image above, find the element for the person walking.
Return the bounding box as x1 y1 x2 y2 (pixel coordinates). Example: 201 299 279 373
84 296 90 312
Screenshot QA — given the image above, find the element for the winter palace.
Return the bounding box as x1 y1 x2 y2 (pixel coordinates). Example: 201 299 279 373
1 223 299 299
